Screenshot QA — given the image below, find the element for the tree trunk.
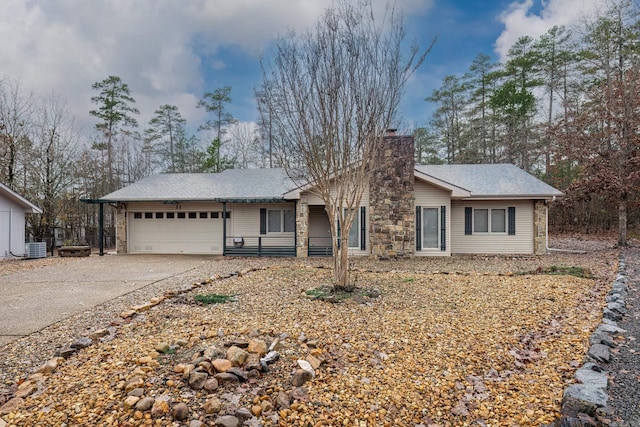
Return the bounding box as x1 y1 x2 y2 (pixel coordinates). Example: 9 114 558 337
333 235 351 291
618 196 627 247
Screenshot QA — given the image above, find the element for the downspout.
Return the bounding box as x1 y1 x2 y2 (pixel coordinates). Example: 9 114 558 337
545 196 586 254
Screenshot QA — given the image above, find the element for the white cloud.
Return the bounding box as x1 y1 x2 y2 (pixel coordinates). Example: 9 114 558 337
495 0 602 61
0 0 433 136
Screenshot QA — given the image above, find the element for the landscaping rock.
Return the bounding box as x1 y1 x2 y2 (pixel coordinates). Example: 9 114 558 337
234 407 252 421
204 378 219 392
297 359 315 377
562 384 608 416
172 402 189 421
203 397 224 414
226 346 249 366
54 347 78 358
155 342 171 353
70 337 93 349
190 421 204 427
135 397 155 411
37 358 61 374
124 395 140 410
227 367 248 382
214 372 239 385
212 358 232 372
189 371 209 390
589 332 616 348
587 344 611 363
0 397 24 416
306 354 322 370
125 376 144 393
244 353 261 371
596 323 626 334
127 387 145 397
575 366 608 389
214 415 240 427
151 398 170 417
292 368 312 386
204 345 225 360
248 339 267 355
603 308 622 321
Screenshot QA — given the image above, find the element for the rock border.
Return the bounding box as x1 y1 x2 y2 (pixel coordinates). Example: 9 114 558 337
0 267 268 421
546 254 628 427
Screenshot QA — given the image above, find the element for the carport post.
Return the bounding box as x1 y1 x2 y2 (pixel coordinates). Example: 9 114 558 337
222 202 227 255
99 202 104 256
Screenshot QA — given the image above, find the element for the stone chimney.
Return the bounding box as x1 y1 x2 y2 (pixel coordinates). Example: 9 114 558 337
368 131 415 259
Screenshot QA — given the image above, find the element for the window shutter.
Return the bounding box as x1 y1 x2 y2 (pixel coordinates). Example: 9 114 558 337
360 206 366 251
508 207 516 235
464 207 472 235
440 205 446 251
415 206 422 250
336 216 341 249
259 208 267 234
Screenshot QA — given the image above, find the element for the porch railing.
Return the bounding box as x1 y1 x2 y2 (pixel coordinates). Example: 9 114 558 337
224 235 296 257
308 236 333 257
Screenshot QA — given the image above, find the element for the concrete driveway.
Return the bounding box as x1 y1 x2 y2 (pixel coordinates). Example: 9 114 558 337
0 254 215 346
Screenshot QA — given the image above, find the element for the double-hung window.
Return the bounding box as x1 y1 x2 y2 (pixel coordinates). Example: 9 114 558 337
468 208 511 234
267 209 295 233
474 208 506 233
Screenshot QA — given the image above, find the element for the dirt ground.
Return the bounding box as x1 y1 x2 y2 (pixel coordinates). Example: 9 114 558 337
0 236 628 426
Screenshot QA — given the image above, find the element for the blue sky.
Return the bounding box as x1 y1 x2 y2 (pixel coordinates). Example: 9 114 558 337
0 0 602 136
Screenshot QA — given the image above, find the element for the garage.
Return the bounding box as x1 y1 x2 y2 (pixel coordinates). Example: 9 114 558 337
128 210 230 254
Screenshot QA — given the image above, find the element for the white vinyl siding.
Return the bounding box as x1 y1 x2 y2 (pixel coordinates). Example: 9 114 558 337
0 196 28 259
230 203 296 247
414 180 450 256
304 183 369 206
451 200 534 254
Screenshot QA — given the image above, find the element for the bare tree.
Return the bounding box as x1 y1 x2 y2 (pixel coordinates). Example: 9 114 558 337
0 79 33 188
258 0 433 290
25 94 80 253
225 122 260 168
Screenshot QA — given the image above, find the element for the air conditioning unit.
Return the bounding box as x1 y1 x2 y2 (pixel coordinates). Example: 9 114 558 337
26 242 46 259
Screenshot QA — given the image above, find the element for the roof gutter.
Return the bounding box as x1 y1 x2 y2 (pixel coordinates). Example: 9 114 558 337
97 197 291 204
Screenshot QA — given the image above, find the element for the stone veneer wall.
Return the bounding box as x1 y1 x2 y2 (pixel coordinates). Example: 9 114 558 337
116 203 127 254
533 200 547 255
368 135 415 259
296 199 309 257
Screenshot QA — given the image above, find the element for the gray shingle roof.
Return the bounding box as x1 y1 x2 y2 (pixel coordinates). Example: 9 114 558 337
415 164 563 198
101 164 562 202
100 169 295 202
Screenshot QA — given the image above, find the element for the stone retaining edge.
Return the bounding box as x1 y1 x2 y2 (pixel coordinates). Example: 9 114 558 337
544 254 628 427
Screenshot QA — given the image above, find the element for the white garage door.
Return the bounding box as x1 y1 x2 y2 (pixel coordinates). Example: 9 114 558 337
128 210 231 254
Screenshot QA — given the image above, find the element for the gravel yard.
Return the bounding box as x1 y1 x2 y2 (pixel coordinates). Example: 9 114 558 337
0 243 622 426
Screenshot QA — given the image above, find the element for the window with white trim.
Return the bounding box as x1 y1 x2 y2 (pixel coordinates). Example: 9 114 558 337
348 212 360 248
267 209 295 233
474 208 506 233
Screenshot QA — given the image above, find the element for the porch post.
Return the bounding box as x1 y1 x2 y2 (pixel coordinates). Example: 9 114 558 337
115 203 128 254
295 198 309 257
222 202 227 255
533 200 547 255
99 202 104 256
